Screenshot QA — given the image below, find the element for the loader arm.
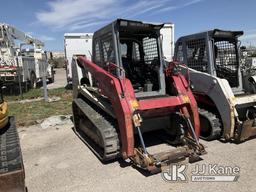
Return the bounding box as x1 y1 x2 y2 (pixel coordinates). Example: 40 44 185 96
76 56 202 155
77 56 136 158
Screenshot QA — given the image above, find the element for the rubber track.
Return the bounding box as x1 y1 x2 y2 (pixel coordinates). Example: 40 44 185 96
0 116 23 174
73 98 120 162
199 108 222 141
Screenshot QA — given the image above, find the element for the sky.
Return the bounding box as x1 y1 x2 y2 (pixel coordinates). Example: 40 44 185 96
1 0 256 51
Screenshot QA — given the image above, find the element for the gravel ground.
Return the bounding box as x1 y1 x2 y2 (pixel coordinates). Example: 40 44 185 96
18 120 256 192
47 68 67 89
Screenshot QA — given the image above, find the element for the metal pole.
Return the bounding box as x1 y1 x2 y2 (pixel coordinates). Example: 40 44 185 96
16 56 23 100
42 74 48 102
42 57 48 102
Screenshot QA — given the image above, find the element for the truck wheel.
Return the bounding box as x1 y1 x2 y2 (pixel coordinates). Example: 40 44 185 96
23 82 29 92
48 69 55 84
30 72 37 89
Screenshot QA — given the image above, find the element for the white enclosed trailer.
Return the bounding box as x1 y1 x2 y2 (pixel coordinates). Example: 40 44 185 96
161 23 175 62
64 33 93 84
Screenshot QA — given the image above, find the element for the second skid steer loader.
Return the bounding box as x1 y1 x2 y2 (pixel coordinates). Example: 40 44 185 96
175 29 256 142
72 19 205 173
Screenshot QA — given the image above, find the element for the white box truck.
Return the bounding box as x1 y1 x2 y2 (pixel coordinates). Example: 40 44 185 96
161 23 175 62
64 33 93 84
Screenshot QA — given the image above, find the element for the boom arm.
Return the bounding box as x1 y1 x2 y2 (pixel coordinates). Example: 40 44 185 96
0 23 44 49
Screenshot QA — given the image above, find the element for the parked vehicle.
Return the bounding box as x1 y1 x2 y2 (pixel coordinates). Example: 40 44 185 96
160 23 175 62
0 23 54 89
175 29 256 142
71 19 205 173
64 33 93 85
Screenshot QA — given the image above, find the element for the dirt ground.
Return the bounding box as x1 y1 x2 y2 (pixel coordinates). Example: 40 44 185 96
47 68 67 89
18 120 256 192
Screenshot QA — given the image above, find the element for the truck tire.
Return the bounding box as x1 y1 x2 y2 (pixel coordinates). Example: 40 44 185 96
48 68 55 84
30 72 37 89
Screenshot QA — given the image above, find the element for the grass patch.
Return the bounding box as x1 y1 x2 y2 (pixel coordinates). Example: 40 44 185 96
5 87 70 102
7 88 73 126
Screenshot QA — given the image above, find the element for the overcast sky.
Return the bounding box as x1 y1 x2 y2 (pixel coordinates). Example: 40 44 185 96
1 0 256 51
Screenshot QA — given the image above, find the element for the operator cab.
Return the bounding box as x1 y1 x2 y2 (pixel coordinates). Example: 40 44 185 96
92 19 166 98
212 30 243 88
175 29 243 91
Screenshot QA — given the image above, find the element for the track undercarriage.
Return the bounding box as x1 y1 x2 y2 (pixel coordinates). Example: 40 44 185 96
0 117 25 192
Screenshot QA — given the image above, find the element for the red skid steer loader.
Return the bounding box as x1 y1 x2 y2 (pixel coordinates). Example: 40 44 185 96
72 19 205 173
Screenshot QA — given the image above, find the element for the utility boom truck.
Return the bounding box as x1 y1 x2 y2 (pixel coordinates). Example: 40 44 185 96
0 23 54 88
175 29 256 142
